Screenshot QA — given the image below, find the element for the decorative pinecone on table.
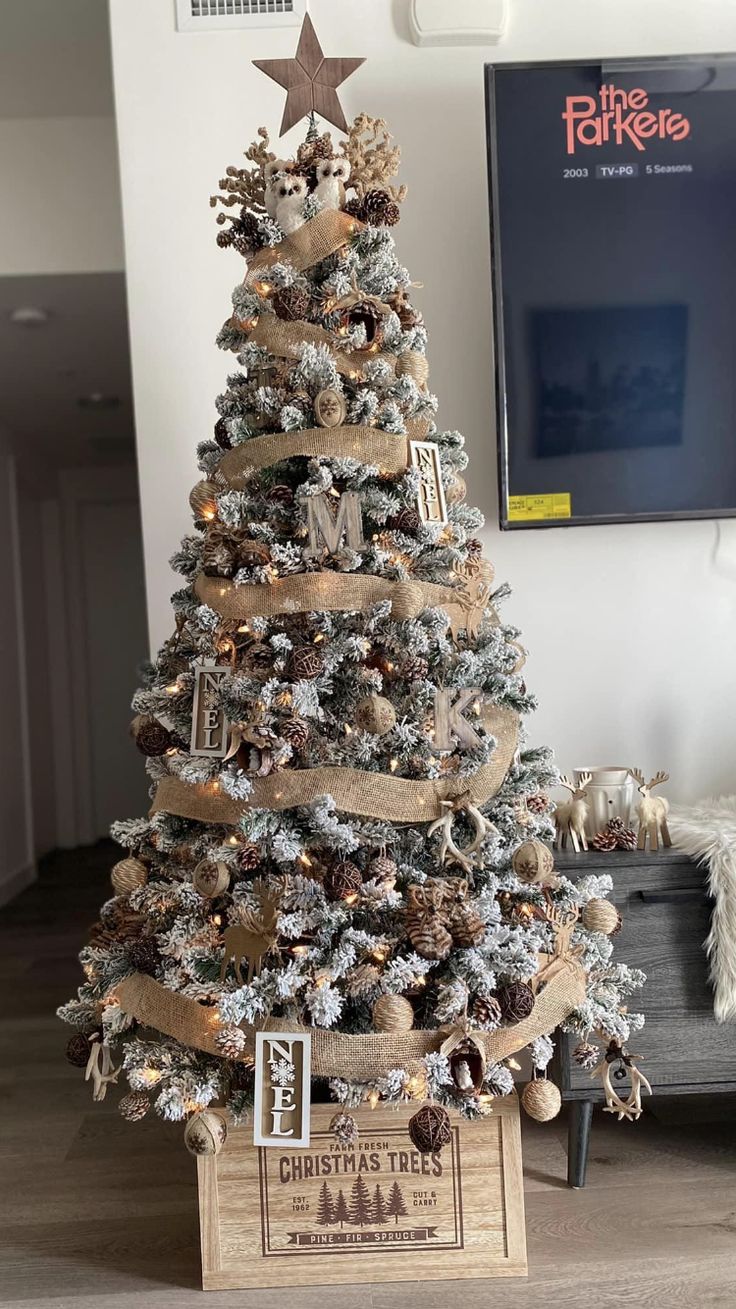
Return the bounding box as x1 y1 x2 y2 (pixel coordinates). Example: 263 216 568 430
573 1041 600 1070
526 793 550 815
280 716 309 753
132 716 174 757
607 816 638 850
592 828 617 852
362 188 401 226
66 1032 94 1067
127 937 160 976
472 994 502 1029
213 417 231 451
330 1112 359 1146
119 1091 150 1122
273 284 311 322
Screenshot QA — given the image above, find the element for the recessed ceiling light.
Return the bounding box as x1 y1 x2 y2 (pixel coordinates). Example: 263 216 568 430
9 306 49 327
77 392 121 411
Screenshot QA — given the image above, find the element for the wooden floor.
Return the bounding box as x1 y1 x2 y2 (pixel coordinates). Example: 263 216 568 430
2 843 736 1308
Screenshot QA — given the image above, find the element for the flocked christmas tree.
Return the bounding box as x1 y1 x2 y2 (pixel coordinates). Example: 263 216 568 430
59 18 647 1148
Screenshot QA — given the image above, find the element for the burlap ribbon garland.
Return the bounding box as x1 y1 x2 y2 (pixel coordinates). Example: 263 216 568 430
195 570 459 623
150 703 517 823
245 210 363 285
114 959 586 1079
246 315 396 379
217 419 429 487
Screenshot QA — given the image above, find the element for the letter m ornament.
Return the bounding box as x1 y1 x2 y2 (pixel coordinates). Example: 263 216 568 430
253 1032 312 1147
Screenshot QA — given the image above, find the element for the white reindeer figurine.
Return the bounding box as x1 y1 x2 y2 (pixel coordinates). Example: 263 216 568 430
630 769 671 850
554 773 592 852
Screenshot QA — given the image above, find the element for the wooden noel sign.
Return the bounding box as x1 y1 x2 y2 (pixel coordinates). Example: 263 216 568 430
409 439 448 526
190 661 230 757
253 1032 312 1148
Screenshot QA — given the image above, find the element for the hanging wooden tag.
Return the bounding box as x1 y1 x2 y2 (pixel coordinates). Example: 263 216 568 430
409 439 448 525
190 661 231 758
253 1032 312 1148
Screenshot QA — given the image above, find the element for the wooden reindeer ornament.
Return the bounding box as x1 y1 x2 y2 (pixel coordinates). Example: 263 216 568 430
592 1039 652 1121
554 773 591 852
219 878 287 984
630 769 671 850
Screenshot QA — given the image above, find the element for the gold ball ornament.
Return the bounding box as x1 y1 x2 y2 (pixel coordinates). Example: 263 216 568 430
314 387 347 428
184 1110 228 1156
511 839 556 886
582 898 621 935
193 859 230 898
521 1077 562 1123
395 350 429 387
372 994 414 1033
354 694 396 736
189 480 219 521
111 858 148 896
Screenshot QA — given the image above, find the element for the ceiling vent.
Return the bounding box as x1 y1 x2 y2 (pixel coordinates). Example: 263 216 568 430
175 0 305 31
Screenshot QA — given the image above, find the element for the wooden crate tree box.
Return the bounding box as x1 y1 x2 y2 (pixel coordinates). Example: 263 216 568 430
197 1097 526 1290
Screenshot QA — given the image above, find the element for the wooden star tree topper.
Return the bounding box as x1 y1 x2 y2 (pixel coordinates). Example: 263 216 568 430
253 14 364 137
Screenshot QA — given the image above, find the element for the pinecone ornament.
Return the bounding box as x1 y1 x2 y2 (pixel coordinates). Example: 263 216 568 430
526 793 550 815
573 1041 600 1070
280 717 309 753
405 883 453 961
366 854 398 887
607 816 638 850
402 654 429 682
269 483 294 506
346 963 382 998
343 196 364 221
127 937 160 976
472 994 502 1029
119 1091 150 1122
213 417 232 451
237 842 261 872
273 284 311 322
592 828 617 852
214 1024 247 1059
362 188 401 226
330 1112 359 1146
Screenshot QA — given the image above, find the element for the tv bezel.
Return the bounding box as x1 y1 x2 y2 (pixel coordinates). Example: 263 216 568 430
485 53 736 530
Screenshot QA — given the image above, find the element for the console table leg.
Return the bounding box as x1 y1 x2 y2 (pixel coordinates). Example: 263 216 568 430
567 1099 594 1188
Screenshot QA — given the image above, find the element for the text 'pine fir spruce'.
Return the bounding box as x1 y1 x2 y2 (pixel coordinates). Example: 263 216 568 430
59 12 647 1200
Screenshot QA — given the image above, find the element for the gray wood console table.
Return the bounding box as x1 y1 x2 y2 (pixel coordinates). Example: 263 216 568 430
554 848 736 1187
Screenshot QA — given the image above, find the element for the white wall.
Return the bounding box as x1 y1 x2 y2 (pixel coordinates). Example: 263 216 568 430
109 0 736 803
0 116 124 276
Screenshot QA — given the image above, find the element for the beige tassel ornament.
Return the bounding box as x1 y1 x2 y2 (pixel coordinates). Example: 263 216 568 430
111 858 148 896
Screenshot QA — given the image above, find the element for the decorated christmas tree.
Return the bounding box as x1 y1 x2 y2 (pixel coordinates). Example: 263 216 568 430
59 18 647 1148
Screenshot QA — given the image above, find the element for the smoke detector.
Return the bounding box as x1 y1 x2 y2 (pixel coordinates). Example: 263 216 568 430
175 0 305 31
409 0 507 46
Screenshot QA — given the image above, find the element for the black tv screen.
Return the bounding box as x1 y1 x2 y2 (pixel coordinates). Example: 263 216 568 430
485 56 736 528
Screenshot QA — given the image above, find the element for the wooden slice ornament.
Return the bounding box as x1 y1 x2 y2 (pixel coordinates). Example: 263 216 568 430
314 387 347 428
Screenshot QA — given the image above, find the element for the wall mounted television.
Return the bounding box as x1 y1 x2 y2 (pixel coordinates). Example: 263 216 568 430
485 55 736 528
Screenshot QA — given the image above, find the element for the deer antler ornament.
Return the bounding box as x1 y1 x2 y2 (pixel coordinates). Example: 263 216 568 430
428 796 497 872
592 1039 652 1121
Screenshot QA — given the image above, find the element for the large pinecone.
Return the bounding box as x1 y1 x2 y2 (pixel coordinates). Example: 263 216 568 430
213 417 232 451
592 828 617 852
128 938 160 976
472 994 502 1028
362 188 401 227
273 284 311 322
280 717 309 752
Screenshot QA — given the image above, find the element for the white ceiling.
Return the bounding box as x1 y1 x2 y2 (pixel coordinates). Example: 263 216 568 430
0 0 114 120
0 272 135 474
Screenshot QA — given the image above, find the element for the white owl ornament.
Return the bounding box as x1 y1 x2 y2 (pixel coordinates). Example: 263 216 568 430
275 175 308 235
314 157 352 212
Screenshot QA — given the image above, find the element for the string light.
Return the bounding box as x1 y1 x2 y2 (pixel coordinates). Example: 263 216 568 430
389 758 398 773
298 853 313 868
140 1067 162 1086
367 1089 380 1109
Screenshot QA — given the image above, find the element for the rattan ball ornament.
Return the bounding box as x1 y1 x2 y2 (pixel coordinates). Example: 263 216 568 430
127 937 160 976
408 1103 452 1154
330 1112 359 1146
288 646 325 681
111 858 148 896
214 1024 247 1059
189 480 219 521
372 994 414 1033
131 714 174 757
396 350 429 387
119 1091 150 1122
323 860 362 903
193 859 230 898
273 284 311 322
582 898 621 935
498 980 535 1023
354 694 396 736
184 1110 228 1156
522 1077 562 1122
511 838 556 886
66 1032 94 1067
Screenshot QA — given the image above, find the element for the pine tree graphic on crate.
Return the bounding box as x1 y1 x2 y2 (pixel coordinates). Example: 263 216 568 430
58 12 649 1292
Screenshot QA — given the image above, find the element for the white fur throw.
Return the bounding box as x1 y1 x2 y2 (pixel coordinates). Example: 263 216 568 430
669 798 736 1023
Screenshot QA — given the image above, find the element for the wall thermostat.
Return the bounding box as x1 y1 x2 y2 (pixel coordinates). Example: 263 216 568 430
409 0 507 46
